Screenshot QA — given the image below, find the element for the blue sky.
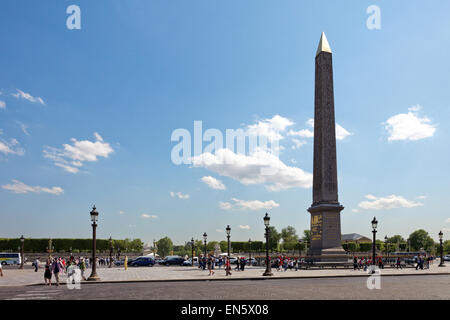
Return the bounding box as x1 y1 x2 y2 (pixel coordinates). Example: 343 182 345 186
1 0 450 246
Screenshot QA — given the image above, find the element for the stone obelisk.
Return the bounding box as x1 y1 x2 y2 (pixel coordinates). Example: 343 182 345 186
307 33 347 262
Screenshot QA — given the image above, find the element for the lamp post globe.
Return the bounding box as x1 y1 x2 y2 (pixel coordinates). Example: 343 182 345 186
19 235 24 269
87 205 100 281
263 212 273 276
439 231 445 267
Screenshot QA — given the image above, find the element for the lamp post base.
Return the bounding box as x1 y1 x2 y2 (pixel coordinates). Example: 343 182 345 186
438 264 446 267
262 270 273 276
87 273 101 281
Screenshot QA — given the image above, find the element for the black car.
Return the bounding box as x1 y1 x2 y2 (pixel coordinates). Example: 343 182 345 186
161 256 185 266
130 257 155 267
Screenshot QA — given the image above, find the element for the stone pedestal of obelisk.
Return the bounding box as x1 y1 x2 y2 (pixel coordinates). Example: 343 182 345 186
307 33 347 262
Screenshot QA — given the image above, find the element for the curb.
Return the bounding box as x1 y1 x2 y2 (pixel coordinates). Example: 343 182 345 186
26 271 450 286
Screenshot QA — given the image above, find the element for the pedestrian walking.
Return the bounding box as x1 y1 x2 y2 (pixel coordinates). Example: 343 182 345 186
225 257 232 276
207 255 214 276
33 258 40 272
44 258 52 286
79 257 87 280
51 258 63 286
0 261 3 277
396 257 402 269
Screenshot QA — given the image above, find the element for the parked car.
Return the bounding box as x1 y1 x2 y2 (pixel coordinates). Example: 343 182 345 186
114 258 135 266
130 257 155 267
161 256 185 266
444 255 450 262
182 259 198 266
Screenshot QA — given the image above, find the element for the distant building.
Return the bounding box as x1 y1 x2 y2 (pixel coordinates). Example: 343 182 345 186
341 233 371 243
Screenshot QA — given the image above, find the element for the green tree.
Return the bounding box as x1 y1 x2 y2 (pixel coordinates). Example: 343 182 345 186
302 230 311 245
281 226 298 243
408 230 435 251
443 240 450 255
156 237 173 258
387 235 405 244
268 226 281 251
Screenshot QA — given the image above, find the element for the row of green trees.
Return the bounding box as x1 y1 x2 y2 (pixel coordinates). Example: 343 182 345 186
0 238 143 253
156 227 449 257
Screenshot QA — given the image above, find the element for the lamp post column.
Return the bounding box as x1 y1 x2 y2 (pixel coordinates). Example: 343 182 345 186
19 235 24 269
88 206 100 281
439 231 445 267
263 213 273 276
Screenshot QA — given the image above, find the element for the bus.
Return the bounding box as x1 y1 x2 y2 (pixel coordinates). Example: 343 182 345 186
0 253 21 265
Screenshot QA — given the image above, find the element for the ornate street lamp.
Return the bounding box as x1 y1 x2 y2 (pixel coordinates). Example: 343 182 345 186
203 232 207 257
439 231 445 267
263 213 273 276
87 205 100 281
153 239 157 261
19 235 25 269
226 225 231 258
248 238 252 266
384 235 388 257
109 236 113 268
191 237 195 266
371 217 378 266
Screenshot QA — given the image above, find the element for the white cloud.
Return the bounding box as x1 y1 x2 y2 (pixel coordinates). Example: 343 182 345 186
247 115 294 141
288 129 314 138
358 194 423 210
216 229 224 233
141 214 158 219
0 100 5 109
219 201 233 210
16 121 30 136
291 139 307 150
201 176 226 190
2 180 63 195
170 191 190 199
219 198 280 211
43 132 113 173
336 124 353 140
445 218 450 223
192 148 312 191
288 119 352 140
384 105 436 141
12 89 45 105
239 225 251 230
0 137 24 156
351 209 360 213
119 210 125 215
442 227 450 233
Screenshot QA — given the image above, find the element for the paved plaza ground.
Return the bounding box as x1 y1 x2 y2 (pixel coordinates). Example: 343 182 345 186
0 260 448 287
1 275 449 300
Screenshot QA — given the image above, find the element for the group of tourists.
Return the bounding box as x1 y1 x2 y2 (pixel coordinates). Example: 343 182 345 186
198 254 248 276
31 255 88 286
352 254 434 271
272 256 302 271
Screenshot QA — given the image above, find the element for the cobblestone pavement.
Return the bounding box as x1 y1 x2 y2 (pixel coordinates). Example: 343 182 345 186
0 260 448 287
1 275 449 300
